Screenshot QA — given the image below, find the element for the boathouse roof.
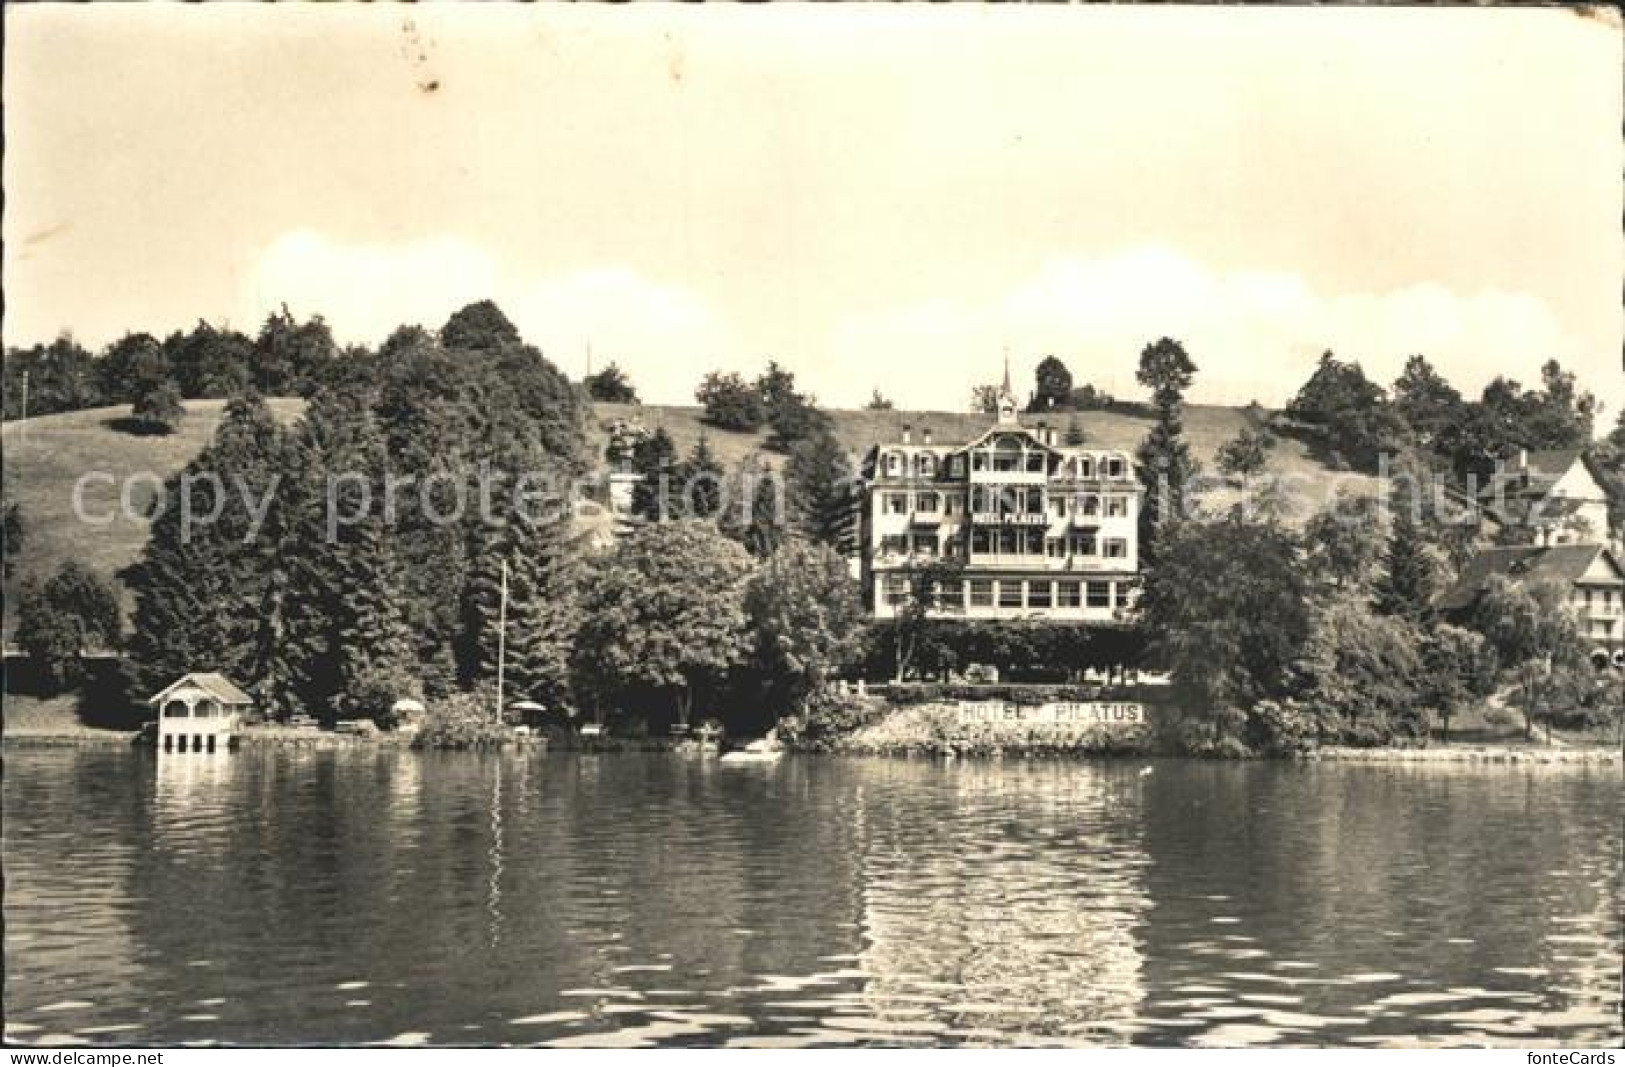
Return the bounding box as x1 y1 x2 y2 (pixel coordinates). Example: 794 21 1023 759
148 672 255 707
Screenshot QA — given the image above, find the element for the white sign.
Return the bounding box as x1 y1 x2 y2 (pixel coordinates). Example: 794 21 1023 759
955 700 1146 727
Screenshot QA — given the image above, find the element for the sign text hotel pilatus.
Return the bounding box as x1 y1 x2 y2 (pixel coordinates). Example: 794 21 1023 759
955 700 1146 727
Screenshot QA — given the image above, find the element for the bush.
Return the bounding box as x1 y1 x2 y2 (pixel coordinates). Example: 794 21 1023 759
696 371 766 432
1245 699 1316 756
411 691 512 750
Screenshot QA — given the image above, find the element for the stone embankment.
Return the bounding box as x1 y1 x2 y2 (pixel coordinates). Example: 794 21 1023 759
1311 745 1618 765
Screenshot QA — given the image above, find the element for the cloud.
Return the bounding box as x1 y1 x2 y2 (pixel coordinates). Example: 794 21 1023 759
242 231 732 397
824 245 1606 414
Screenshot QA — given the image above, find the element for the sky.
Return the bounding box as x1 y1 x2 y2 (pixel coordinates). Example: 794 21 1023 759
5 5 1621 418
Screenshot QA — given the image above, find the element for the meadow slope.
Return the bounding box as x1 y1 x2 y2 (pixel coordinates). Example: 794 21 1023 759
2 398 1375 633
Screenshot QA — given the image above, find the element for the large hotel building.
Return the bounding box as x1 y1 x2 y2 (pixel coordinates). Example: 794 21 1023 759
858 377 1142 622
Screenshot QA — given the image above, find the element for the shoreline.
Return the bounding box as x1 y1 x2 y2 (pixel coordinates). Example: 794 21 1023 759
6 727 1619 766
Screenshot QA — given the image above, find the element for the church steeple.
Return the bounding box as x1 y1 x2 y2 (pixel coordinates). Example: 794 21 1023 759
996 348 1018 424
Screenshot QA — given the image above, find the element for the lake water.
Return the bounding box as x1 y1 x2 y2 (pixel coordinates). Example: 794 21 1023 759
3 747 1620 1048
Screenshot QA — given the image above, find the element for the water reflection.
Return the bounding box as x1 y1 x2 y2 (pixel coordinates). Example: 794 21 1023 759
3 749 1620 1047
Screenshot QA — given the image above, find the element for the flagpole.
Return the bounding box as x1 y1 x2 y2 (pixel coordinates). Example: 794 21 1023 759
495 559 508 724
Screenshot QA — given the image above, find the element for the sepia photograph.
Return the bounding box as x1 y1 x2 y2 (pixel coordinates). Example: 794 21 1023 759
2 2 1621 1054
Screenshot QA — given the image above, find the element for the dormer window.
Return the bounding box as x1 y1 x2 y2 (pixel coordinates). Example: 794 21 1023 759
1077 457 1094 479
916 453 936 477
884 452 903 477
1106 457 1125 479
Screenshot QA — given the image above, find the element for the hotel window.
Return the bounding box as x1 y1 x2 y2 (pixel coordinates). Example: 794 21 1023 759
969 579 994 607
997 527 1021 554
971 528 993 554
1106 457 1126 479
998 580 1024 608
1027 581 1053 608
1070 532 1097 555
1046 537 1066 558
950 456 966 477
916 453 936 477
936 581 964 610
1051 496 1068 517
1024 528 1045 554
1078 494 1100 517
1057 580 1082 607
1086 581 1111 608
884 575 908 606
881 535 908 556
885 452 903 477
887 493 908 514
1103 538 1127 559
1024 490 1046 515
917 492 940 513
1025 452 1045 473
1105 496 1127 518
944 495 959 515
944 536 963 558
913 533 940 556
971 453 987 472
1077 458 1094 479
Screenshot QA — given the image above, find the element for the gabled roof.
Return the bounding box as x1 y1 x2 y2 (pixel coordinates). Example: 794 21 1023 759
149 672 255 707
1437 544 1624 613
1479 449 1606 501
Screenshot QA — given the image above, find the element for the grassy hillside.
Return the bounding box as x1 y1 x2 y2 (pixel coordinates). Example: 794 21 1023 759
3 397 1375 635
590 401 1359 485
1 400 307 629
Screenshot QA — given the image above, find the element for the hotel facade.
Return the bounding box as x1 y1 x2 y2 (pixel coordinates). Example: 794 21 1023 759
858 384 1142 622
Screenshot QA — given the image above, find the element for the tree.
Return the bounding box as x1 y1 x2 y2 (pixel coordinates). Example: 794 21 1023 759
1137 514 1312 714
744 540 866 711
1303 491 1384 594
718 454 789 558
16 562 122 690
866 389 894 411
2 334 104 419
1376 508 1444 620
1215 424 1276 480
167 321 251 398
1392 354 1464 449
99 332 170 404
784 429 858 551
1468 575 1588 739
1029 355 1074 412
696 371 766 432
676 435 726 520
1294 597 1425 744
1133 338 1199 554
130 379 185 434
970 384 1002 414
1420 624 1498 742
1286 352 1406 471
767 394 833 453
573 521 754 727
755 360 802 424
884 557 964 682
251 308 337 396
2 496 22 582
441 300 522 353
584 362 639 404
1063 416 1087 446
629 426 679 521
464 505 584 717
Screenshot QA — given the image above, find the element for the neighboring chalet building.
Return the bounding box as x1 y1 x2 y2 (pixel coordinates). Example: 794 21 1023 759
1438 544 1625 668
150 672 253 752
858 375 1141 622
1478 448 1614 547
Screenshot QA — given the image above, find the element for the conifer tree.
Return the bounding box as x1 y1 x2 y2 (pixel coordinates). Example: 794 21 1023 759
679 435 725 520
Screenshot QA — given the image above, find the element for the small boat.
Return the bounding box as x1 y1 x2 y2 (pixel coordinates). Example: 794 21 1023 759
720 738 783 764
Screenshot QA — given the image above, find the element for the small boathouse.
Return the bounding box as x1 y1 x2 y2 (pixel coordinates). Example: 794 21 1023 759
150 673 253 753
